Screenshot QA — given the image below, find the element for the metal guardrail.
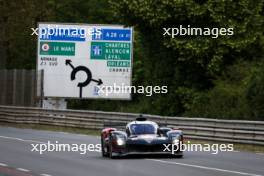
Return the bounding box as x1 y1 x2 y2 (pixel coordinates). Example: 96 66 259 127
0 105 263 145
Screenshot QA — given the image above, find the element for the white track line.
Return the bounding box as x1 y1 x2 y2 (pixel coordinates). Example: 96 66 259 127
40 174 53 176
0 163 8 167
0 135 46 144
232 150 240 152
146 159 262 176
16 168 30 172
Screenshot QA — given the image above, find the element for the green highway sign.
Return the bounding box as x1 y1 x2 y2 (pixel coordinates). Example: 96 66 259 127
90 42 131 60
40 42 75 56
107 61 130 67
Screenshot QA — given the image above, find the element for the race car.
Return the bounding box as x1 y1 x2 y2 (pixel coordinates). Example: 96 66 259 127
100 116 183 158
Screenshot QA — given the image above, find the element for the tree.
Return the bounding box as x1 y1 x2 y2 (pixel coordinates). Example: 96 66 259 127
108 0 264 117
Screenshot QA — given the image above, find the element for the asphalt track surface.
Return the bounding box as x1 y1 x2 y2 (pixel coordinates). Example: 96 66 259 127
0 126 263 176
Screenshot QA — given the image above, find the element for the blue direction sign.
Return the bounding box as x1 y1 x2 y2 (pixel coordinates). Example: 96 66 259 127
39 28 86 41
92 28 131 41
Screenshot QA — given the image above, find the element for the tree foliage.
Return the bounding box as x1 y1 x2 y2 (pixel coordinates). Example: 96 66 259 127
1 0 264 120
109 0 263 74
108 0 264 120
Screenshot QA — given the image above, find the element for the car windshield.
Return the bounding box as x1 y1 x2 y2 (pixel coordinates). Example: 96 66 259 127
130 124 156 135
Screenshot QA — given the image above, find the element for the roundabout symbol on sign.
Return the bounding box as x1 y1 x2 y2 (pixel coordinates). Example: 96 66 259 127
65 59 103 98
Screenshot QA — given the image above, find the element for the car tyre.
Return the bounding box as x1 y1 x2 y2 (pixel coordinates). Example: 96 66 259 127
109 142 115 159
101 135 108 157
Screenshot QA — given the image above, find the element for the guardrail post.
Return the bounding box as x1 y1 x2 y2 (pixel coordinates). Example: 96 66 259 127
12 69 17 105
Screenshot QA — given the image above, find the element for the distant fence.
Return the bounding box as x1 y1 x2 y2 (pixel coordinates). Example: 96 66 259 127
0 105 263 146
0 69 42 107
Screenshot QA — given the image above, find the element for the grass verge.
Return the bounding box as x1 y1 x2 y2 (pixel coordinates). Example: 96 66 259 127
0 122 100 136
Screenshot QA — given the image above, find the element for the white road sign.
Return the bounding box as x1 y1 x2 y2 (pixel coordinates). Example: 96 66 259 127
37 23 133 99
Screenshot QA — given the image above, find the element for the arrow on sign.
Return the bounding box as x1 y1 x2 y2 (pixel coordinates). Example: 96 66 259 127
65 59 74 69
91 78 103 85
70 66 92 87
65 59 103 98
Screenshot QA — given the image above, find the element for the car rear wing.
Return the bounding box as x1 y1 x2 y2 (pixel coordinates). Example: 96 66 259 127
102 119 169 130
102 120 127 130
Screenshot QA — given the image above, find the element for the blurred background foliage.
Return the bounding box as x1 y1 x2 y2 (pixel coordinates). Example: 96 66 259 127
0 0 263 120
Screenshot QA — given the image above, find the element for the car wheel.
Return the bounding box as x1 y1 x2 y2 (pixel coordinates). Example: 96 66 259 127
101 135 108 157
109 142 115 159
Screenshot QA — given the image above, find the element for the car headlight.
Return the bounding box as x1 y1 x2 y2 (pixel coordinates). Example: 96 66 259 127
172 135 181 144
116 138 125 146
172 138 180 145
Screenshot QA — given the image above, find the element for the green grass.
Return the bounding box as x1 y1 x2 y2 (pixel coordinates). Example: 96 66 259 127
0 122 100 136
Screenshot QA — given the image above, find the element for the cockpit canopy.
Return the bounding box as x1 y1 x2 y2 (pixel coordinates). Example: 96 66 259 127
126 121 158 135
130 124 156 135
